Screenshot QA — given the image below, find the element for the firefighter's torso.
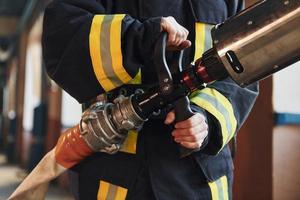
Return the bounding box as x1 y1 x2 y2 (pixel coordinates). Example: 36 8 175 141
74 1 235 199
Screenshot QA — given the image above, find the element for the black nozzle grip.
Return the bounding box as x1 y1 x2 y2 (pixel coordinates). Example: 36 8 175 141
174 96 199 158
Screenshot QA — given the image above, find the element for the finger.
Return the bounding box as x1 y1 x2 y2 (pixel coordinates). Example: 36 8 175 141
167 29 176 44
174 135 198 143
164 110 175 124
167 40 191 51
173 31 182 46
175 135 205 144
174 130 208 142
177 30 187 45
177 40 191 49
166 25 177 44
183 28 189 38
175 137 194 143
180 141 202 150
172 126 208 138
175 113 206 129
180 29 188 41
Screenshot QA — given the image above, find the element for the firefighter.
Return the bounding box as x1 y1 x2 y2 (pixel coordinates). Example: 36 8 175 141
42 0 258 199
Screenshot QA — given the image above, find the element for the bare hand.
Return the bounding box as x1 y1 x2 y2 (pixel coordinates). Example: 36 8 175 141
160 16 191 50
164 111 208 149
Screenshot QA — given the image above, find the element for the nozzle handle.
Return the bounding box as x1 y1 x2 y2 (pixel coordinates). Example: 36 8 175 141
174 97 199 158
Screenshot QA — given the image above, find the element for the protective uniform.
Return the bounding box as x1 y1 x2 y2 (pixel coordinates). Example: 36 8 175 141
42 0 258 199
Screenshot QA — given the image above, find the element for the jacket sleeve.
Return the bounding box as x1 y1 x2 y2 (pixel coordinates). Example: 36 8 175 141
189 80 258 155
188 0 259 155
42 0 162 103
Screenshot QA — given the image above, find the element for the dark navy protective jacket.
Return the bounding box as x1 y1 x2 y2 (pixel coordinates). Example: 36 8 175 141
42 0 258 199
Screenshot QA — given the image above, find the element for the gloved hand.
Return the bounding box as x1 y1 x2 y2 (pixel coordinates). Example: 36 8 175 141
165 111 208 150
160 16 191 50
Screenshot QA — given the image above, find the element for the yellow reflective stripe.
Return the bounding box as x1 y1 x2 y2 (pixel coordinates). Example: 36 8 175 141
194 23 213 61
110 14 132 84
208 175 229 200
98 180 110 200
190 88 237 149
201 88 237 141
90 15 115 91
97 181 128 200
208 179 219 200
194 23 205 62
97 133 136 198
90 15 132 92
220 176 229 200
120 130 138 154
191 96 228 148
115 186 128 200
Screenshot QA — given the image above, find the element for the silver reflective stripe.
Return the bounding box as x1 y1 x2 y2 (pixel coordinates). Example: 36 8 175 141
100 15 123 87
216 178 224 200
106 184 118 200
204 24 213 51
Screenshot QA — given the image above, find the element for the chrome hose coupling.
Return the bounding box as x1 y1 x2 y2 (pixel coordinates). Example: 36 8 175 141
79 95 146 154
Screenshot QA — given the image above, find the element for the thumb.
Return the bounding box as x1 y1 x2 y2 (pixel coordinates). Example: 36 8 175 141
164 110 175 125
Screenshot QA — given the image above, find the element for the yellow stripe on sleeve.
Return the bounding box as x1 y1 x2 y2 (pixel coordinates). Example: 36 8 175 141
201 88 237 141
90 15 115 91
110 14 132 84
191 96 229 148
190 87 237 149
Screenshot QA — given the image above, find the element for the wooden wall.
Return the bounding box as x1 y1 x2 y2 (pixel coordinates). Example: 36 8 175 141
273 125 300 200
233 78 273 200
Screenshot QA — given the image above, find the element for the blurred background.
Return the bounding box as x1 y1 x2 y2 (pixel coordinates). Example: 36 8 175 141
0 0 299 199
